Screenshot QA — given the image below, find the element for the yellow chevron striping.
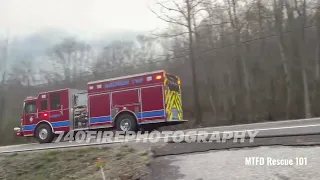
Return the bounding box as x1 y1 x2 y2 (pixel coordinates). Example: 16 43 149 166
164 75 183 120
165 89 183 120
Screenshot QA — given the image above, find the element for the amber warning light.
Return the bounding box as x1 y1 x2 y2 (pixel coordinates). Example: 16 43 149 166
156 75 162 80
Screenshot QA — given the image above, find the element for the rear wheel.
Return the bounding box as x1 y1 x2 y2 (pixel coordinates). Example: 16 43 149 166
116 114 138 132
35 123 54 143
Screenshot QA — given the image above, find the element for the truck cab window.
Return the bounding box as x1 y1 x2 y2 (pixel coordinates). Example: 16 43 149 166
24 101 36 114
41 99 48 111
50 93 61 110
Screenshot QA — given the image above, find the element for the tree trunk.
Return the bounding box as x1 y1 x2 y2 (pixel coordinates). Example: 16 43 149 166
228 0 252 122
284 0 311 118
278 40 292 119
209 92 216 119
274 0 292 119
314 43 320 98
257 0 266 65
186 0 202 125
313 6 320 111
302 69 312 118
0 37 8 130
242 43 253 122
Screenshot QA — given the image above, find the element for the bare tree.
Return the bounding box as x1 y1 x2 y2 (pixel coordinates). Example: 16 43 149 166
135 35 159 70
311 0 320 113
48 38 92 83
198 3 238 122
8 54 37 94
150 0 207 125
92 40 136 78
225 0 254 121
273 0 292 119
285 0 312 118
0 35 9 129
39 69 64 84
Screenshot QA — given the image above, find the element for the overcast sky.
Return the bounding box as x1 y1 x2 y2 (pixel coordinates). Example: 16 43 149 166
0 0 167 39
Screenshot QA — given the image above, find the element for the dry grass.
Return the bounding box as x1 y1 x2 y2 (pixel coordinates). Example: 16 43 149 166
0 145 152 180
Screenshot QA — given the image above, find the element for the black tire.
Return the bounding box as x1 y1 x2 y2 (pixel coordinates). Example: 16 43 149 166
116 114 138 132
35 123 54 143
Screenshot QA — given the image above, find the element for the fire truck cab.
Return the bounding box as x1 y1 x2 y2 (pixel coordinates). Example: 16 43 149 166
14 70 186 143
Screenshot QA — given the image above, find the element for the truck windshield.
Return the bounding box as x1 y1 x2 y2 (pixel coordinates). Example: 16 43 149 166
24 101 36 114
22 102 25 115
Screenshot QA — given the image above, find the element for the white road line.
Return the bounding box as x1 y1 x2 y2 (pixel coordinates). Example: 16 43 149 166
193 117 320 131
238 123 320 133
0 143 37 150
0 141 124 154
140 123 320 141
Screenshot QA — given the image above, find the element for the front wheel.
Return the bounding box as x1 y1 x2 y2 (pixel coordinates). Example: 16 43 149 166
35 124 54 143
116 114 138 132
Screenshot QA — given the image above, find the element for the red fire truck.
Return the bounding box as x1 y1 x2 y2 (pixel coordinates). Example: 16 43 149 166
13 70 186 143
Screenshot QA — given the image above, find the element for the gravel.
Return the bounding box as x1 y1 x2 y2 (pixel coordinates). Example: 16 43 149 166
152 146 320 180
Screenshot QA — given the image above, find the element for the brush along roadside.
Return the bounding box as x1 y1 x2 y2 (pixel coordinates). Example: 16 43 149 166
0 145 152 180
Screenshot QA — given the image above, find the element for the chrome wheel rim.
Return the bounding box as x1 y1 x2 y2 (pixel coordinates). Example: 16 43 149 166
39 128 48 140
120 118 131 131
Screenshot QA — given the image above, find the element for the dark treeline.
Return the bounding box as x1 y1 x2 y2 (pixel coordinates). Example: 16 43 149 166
0 0 319 145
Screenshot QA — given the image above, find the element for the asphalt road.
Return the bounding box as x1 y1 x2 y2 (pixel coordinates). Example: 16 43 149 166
151 134 320 180
1 117 320 153
152 146 320 180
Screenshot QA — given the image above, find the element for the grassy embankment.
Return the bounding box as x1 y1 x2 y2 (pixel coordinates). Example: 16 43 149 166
0 145 152 180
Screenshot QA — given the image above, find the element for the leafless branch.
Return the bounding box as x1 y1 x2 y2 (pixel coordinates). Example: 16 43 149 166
173 0 188 19
156 0 182 14
227 0 235 28
149 6 189 27
239 20 249 30
194 8 207 15
152 31 191 38
191 0 206 10
197 21 231 29
294 0 302 16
